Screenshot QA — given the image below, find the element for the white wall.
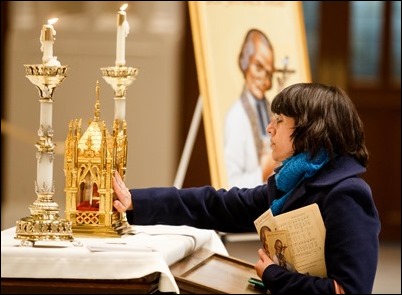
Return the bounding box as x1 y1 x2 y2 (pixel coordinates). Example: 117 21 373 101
2 1 186 229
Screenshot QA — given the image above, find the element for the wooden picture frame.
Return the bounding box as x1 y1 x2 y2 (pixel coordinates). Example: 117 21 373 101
189 1 311 188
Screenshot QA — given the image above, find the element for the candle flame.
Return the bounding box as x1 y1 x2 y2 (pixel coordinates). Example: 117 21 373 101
48 18 59 25
120 3 128 11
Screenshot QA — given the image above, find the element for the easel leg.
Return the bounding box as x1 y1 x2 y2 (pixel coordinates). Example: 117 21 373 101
173 96 203 188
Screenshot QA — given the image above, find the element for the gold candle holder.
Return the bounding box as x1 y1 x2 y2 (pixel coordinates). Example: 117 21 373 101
100 65 138 143
15 64 73 245
100 66 138 93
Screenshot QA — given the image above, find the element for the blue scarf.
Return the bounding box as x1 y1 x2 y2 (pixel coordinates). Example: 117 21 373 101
270 149 329 216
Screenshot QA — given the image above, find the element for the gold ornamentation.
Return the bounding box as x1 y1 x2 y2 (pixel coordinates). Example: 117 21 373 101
64 80 134 237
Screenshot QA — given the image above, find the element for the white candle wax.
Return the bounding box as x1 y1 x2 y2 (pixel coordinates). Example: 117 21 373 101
40 18 60 66
40 101 53 128
115 5 130 66
37 154 53 192
42 42 53 63
40 24 55 63
114 99 126 121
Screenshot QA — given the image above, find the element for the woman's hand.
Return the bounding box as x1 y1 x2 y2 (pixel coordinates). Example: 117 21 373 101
255 248 275 278
112 171 134 212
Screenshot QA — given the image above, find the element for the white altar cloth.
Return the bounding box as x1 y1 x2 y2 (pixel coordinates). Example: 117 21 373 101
1 225 228 293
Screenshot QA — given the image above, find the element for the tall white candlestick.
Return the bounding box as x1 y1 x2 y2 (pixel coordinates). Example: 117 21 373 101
116 4 130 66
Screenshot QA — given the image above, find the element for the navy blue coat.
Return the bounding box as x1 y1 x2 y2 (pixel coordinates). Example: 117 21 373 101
127 155 381 294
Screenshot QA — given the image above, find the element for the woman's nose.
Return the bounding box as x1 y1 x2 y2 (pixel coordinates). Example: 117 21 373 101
267 122 273 134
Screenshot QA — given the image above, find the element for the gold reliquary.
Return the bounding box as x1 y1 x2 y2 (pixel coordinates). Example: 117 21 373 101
64 82 133 237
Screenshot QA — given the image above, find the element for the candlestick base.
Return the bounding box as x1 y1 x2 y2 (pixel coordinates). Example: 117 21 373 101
15 64 73 244
15 193 74 244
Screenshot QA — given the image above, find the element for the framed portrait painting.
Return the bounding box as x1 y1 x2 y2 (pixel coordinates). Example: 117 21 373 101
189 1 311 189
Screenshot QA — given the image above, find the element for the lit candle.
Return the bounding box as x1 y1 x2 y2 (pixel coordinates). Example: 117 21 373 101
40 18 60 65
116 4 130 66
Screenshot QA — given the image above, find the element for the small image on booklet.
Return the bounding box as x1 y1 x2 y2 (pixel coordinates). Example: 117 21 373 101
254 203 327 277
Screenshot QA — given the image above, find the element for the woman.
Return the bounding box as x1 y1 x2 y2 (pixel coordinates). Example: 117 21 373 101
113 82 380 294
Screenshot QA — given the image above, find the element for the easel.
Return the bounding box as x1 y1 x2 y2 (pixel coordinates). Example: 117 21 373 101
173 96 203 189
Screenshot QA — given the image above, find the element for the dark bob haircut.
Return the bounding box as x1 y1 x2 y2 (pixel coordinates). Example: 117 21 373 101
271 83 368 167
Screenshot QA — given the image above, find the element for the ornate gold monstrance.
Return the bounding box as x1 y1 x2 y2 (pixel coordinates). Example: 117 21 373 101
64 66 137 237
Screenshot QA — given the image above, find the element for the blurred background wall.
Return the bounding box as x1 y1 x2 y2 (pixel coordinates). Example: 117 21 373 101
1 1 400 244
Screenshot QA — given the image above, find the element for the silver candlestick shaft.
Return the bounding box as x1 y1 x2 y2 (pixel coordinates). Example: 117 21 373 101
15 64 73 244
